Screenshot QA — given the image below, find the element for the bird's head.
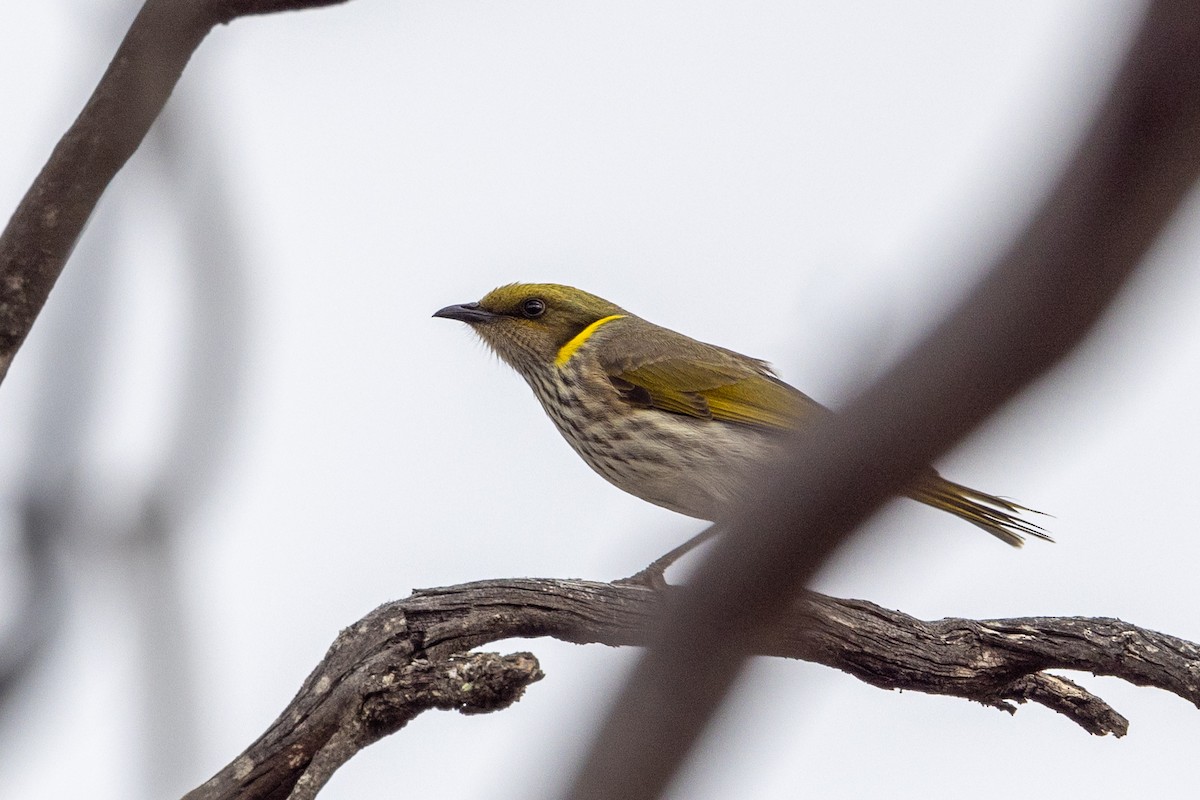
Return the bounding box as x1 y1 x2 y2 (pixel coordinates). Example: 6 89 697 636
434 283 626 374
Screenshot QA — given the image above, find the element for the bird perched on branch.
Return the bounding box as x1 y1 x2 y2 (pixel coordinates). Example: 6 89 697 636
435 283 1048 575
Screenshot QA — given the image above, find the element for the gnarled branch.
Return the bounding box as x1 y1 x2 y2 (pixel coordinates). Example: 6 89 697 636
183 578 1200 800
567 4 1200 797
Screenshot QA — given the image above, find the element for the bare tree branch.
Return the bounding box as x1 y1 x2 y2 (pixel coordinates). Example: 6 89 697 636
8 4 1199 800
182 594 547 800
181 578 1200 800
283 651 543 800
566 4 1200 798
0 0 351 384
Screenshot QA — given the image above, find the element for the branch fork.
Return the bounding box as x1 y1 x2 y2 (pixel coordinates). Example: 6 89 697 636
182 577 1200 800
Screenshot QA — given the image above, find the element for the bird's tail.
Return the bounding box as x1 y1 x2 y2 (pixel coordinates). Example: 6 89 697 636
908 473 1051 547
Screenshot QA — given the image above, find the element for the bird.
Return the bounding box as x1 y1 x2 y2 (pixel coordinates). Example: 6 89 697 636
434 283 1048 575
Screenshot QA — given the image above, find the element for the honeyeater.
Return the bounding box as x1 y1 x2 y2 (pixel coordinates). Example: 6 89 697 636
434 283 1048 550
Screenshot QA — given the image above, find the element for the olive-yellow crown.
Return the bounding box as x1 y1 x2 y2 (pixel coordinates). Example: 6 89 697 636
433 283 627 371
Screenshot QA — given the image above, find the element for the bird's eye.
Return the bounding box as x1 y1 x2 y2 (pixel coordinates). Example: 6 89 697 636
521 298 547 319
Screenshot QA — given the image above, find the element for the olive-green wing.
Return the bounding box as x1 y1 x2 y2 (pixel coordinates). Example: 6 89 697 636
595 320 1050 544
597 321 821 430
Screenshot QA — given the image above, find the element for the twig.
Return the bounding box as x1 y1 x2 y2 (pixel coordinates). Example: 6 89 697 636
181 578 1200 800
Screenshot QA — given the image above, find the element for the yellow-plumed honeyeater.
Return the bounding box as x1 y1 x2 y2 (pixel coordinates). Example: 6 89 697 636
435 283 1048 547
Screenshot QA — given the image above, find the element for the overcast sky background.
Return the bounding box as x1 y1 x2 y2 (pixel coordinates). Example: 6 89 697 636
4 2 1200 799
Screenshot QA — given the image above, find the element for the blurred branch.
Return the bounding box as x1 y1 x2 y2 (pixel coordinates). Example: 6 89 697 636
1 1 260 787
0 123 122 718
0 0 351 385
567 4 1200 798
127 71 254 798
182 577 1200 800
9 3 1199 799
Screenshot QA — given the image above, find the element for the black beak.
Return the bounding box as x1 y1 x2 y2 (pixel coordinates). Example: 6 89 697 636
433 302 498 324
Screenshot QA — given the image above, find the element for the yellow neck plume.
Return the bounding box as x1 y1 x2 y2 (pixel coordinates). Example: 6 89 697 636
555 314 626 368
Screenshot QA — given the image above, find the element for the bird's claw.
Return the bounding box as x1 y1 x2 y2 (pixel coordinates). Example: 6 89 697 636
614 566 672 591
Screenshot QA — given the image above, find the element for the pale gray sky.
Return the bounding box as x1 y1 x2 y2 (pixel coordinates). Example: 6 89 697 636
6 2 1200 799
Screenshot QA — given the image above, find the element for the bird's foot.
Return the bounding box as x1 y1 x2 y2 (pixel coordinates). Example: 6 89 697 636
614 565 672 591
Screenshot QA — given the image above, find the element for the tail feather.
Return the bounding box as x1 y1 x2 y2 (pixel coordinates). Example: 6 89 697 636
908 474 1051 547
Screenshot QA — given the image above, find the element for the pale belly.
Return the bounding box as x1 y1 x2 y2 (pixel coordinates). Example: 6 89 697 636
525 368 782 520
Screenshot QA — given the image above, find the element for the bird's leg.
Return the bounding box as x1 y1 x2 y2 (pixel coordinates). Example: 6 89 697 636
616 525 721 589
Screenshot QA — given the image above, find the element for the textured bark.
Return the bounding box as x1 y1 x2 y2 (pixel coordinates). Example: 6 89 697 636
566 5 1200 799
7 4 1200 800
182 578 1200 800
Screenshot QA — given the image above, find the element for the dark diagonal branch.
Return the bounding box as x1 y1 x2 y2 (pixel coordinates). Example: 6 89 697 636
182 578 1200 800
566 5 1200 799
0 0 351 384
9 4 1200 800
